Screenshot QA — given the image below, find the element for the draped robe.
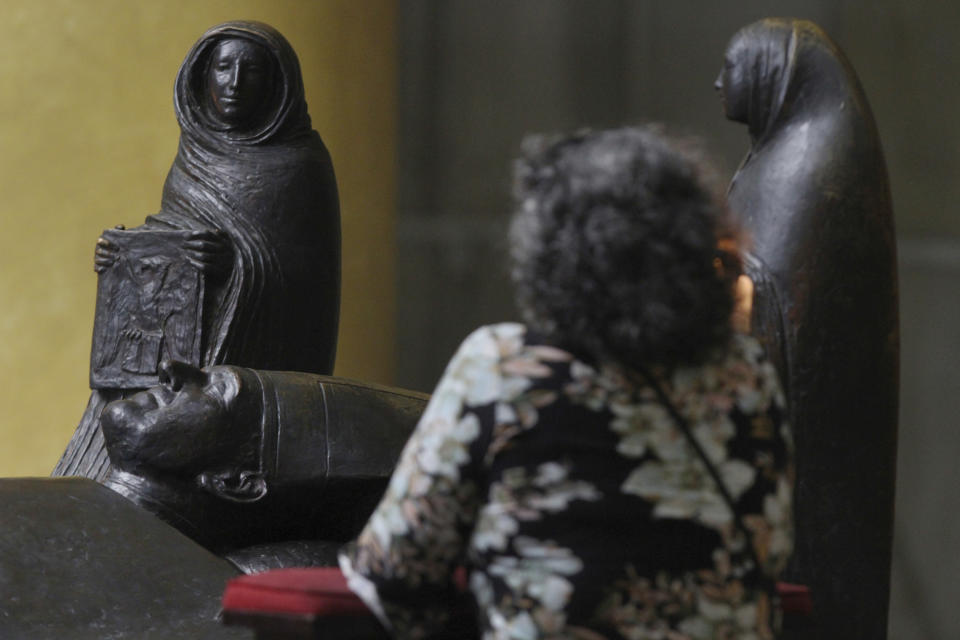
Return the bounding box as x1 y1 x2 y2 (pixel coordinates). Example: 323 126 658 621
55 21 340 480
724 19 898 639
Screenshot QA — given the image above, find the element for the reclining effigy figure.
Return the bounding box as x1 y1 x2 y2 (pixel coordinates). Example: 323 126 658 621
1 365 424 638
6 336 422 636
715 18 899 638
54 20 341 482
99 360 426 572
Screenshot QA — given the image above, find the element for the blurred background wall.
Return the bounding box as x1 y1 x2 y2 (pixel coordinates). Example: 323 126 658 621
0 0 396 476
0 0 954 637
394 2 957 638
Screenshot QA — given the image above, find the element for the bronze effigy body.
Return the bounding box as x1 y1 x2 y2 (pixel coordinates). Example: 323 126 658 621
717 18 899 638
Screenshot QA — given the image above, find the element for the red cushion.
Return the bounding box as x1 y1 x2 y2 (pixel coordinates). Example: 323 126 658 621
222 567 372 617
222 568 812 621
776 582 813 616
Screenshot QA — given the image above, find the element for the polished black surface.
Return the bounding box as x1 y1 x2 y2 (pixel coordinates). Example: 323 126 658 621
719 18 899 638
0 478 243 639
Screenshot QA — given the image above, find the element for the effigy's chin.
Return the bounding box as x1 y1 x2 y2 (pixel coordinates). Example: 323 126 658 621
100 399 147 469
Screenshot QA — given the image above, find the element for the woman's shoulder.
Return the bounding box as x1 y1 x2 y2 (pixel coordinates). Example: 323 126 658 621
459 322 527 349
450 324 585 393
457 323 582 365
674 332 786 415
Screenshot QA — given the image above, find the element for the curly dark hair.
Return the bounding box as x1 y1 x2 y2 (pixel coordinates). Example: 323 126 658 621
510 125 743 369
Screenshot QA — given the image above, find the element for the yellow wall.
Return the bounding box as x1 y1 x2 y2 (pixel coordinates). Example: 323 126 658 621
0 0 396 476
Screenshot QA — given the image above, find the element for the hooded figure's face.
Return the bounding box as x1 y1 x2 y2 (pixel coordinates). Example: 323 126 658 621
716 20 799 143
715 37 750 124
207 37 274 129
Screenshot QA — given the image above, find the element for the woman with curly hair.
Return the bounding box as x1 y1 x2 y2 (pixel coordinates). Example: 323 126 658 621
340 126 793 639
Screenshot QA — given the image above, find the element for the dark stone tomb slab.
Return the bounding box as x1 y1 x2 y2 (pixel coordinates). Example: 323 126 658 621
0 477 244 639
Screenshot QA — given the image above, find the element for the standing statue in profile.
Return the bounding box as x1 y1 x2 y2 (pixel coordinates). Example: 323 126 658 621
715 18 898 639
54 21 341 481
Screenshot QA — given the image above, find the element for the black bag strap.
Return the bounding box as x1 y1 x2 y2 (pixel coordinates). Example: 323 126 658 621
633 363 773 589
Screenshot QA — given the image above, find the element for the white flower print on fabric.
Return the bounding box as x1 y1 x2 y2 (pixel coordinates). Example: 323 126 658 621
341 324 526 637
671 334 786 421
621 457 756 527
472 463 600 639
341 325 792 640
489 537 582 610
339 553 390 628
485 537 582 636
596 567 775 640
498 341 573 430
564 360 634 413
609 398 684 461
365 324 523 552
565 332 791 638
575 332 789 538
743 476 793 576
472 462 600 553
484 335 574 462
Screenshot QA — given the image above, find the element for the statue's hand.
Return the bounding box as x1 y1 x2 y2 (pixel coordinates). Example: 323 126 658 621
94 225 125 273
184 229 233 278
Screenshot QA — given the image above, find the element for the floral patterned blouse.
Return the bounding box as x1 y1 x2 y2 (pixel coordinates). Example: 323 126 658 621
340 323 793 639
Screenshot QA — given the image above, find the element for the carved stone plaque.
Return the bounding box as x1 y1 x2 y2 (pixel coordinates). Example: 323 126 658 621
90 229 204 389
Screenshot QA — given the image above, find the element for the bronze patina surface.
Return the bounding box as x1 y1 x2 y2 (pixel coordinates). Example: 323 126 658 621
56 20 341 482
718 18 899 639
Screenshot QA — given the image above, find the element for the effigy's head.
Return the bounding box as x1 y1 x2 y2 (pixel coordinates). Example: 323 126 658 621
175 21 311 144
101 360 260 486
714 33 752 123
206 37 277 129
715 19 798 139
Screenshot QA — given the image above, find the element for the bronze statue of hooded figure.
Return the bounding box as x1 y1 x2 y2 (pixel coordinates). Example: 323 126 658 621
54 21 340 480
717 19 898 638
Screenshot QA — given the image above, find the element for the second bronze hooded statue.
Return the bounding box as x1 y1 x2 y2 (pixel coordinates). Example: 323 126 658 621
717 18 899 639
54 21 341 480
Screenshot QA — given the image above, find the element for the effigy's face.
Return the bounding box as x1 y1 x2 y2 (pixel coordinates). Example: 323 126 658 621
102 361 246 474
715 40 750 123
207 37 273 127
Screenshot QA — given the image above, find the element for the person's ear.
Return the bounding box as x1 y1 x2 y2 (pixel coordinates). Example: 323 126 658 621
196 469 267 503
